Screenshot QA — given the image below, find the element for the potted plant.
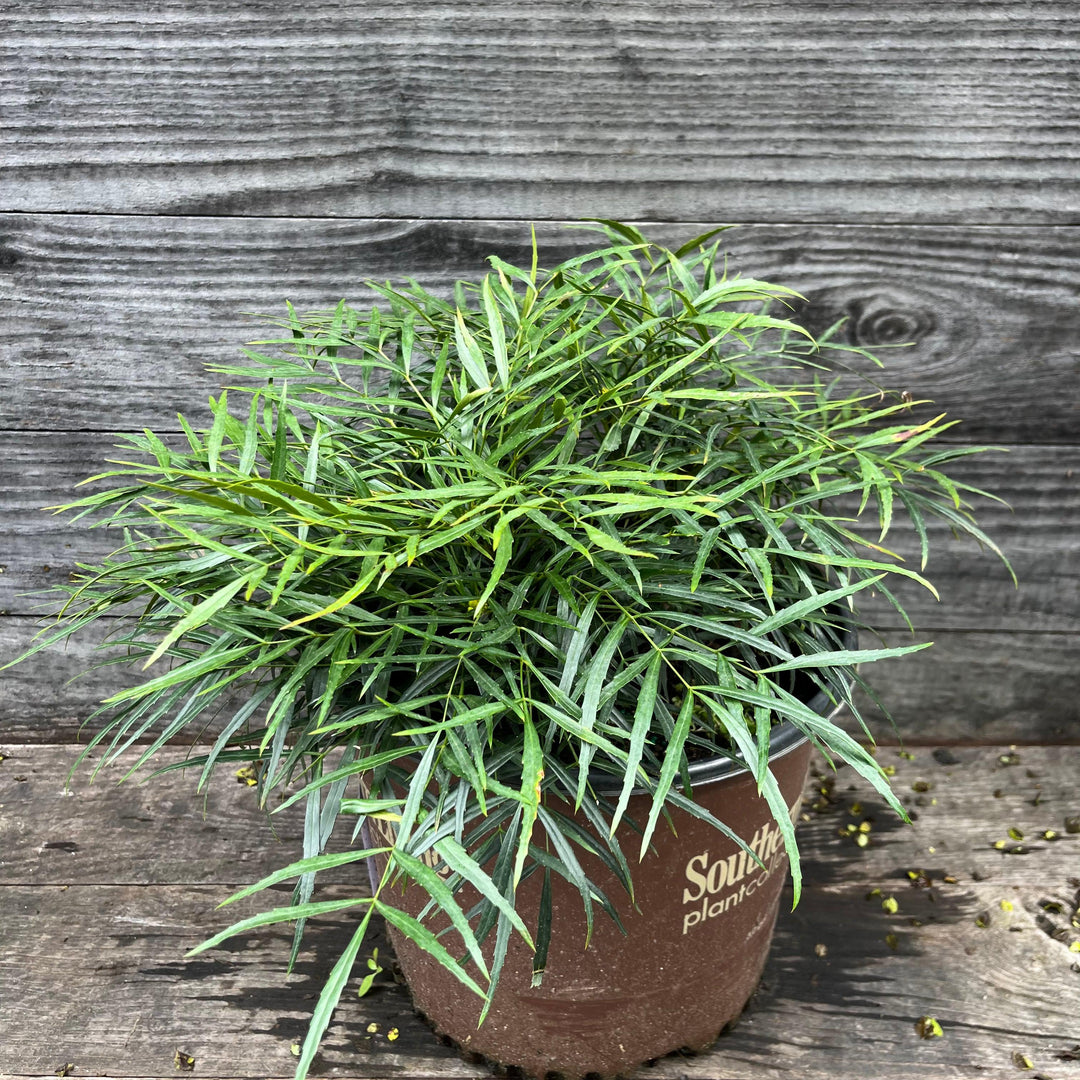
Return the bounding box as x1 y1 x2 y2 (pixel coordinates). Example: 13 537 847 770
8 221 1007 1078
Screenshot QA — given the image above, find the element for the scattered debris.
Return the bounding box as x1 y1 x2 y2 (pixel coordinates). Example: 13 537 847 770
1056 1045 1080 1061
54 1066 75 1077
882 896 899 915
1008 827 1025 841
1001 900 1014 912
811 775 838 812
975 912 991 928
1012 1051 1034 1069
998 752 1021 767
387 1028 400 1042
993 841 1032 855
912 780 932 793
915 1016 944 1039
366 1022 379 1034
173 1050 195 1072
235 765 258 786
1065 817 1080 834
932 748 960 765
885 933 899 951
290 1042 301 1057
814 943 828 957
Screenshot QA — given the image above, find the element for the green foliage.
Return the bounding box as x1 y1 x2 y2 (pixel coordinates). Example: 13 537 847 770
9 222 1007 1078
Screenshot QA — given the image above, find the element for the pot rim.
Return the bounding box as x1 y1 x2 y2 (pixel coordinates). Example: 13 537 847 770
588 683 845 796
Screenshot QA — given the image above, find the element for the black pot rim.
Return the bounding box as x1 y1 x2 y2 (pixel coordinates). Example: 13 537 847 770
588 681 844 796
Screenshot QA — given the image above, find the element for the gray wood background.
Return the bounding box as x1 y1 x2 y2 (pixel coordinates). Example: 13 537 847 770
1 1 1077 741
3 741 1079 1079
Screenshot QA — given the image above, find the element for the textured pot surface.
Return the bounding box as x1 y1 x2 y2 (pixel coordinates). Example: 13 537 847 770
375 736 813 1079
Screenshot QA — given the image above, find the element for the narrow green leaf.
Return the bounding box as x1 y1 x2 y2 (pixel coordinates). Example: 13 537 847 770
375 900 486 997
392 849 490 978
482 275 509 389
435 835 534 947
530 869 552 987
187 897 373 956
218 849 387 907
142 572 256 670
640 690 694 860
513 715 543 888
609 651 661 836
454 309 491 391
752 576 886 637
270 386 289 482
758 641 933 673
295 906 374 1080
473 528 512 620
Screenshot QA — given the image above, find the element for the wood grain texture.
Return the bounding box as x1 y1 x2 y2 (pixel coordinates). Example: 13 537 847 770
2 3 1079 221
2 615 1077 739
2 434 1074 631
854 629 1080 742
0 745 1078 1078
0 745 368 888
5 584 1077 742
3 744 1077 890
2 216 1079 442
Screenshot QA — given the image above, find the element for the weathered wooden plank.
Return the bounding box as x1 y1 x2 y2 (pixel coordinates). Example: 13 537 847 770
3 744 1077 891
3 880 1077 1080
2 3 1079 221
0 745 368 888
0 745 1077 1078
853 630 1080 742
3 616 1078 742
2 434 1072 631
796 744 1080 885
0 883 486 1079
2 217 1079 442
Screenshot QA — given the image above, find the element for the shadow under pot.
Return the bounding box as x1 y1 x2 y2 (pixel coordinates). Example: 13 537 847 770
364 717 817 1079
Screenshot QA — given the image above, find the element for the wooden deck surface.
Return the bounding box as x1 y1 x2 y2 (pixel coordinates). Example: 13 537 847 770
2 741 1078 1080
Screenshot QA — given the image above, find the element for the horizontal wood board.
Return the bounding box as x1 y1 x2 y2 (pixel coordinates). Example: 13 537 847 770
1 435 1072 630
2 217 1079 442
1 744 1078 1078
2 3 1080 221
2 619 1078 742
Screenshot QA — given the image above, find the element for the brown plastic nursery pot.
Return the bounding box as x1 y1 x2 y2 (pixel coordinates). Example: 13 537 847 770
367 720 816 1079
